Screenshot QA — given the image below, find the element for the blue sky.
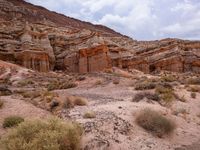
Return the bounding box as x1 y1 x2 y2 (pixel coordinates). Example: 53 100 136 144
27 0 200 40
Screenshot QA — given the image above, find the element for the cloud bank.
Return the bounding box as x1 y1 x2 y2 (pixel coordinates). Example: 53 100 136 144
27 0 200 40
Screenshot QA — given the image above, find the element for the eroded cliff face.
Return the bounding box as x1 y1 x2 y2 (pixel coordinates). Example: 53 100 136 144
0 0 200 74
112 39 200 73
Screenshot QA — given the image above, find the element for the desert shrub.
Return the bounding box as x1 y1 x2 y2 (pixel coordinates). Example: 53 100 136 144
42 91 55 103
133 92 160 102
17 79 34 87
3 116 24 128
191 92 196 99
0 118 82 150
187 77 200 85
95 80 102 85
50 100 60 110
161 75 176 82
77 76 86 81
155 85 175 103
0 100 4 109
174 93 187 102
47 81 77 91
60 82 77 89
73 97 88 106
136 108 175 137
135 81 156 90
62 96 88 109
47 80 60 91
172 108 188 116
21 91 41 99
187 86 200 92
179 95 187 102
113 79 120 85
62 97 75 109
83 111 96 119
0 87 12 96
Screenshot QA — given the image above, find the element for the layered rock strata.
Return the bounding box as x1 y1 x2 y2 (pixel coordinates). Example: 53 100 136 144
0 0 200 74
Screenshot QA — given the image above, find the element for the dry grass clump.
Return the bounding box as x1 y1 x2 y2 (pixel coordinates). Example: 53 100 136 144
135 81 156 90
47 80 77 91
187 77 200 85
0 87 12 96
94 80 103 85
0 99 4 109
133 92 160 102
73 97 88 106
3 116 24 128
113 79 120 84
41 91 55 103
60 82 77 89
77 76 86 81
0 118 82 150
187 85 200 93
136 108 176 137
161 75 176 82
83 111 96 119
17 79 34 87
191 92 196 99
62 96 88 109
172 108 188 116
21 90 41 99
155 85 175 104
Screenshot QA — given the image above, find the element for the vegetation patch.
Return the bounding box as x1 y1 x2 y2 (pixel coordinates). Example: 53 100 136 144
3 116 24 128
191 92 196 99
133 92 160 102
17 79 34 87
187 77 200 85
62 96 88 109
73 97 88 106
161 75 176 82
47 80 77 91
83 111 96 119
136 108 176 137
135 81 156 90
0 99 4 109
0 118 82 150
155 85 175 104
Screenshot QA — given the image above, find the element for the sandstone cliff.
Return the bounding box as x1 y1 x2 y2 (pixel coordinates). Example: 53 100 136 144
0 0 200 73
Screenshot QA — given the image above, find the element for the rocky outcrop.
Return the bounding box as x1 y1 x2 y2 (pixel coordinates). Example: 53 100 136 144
116 39 200 73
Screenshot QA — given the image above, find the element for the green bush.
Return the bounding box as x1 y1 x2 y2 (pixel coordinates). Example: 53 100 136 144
3 116 24 128
136 108 175 137
0 118 82 150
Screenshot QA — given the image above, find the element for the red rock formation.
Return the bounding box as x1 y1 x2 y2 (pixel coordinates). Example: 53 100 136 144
79 45 111 73
63 45 111 73
16 50 50 72
0 0 200 74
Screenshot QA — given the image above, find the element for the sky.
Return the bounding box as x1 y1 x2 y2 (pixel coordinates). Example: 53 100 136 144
27 0 200 41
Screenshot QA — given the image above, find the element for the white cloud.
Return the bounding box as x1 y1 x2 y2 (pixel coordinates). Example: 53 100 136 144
27 0 200 40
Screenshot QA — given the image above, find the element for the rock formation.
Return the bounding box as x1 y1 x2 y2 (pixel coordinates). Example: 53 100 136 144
0 0 200 74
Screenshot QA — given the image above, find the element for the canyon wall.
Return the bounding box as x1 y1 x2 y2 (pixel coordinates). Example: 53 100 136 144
0 0 200 74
